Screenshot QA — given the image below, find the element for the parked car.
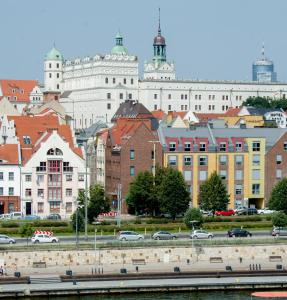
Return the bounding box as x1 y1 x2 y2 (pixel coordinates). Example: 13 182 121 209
152 231 177 240
236 208 258 215
258 208 275 215
47 214 61 220
200 210 212 216
0 235 16 244
117 231 144 241
31 234 59 243
24 215 41 221
215 210 235 216
271 227 287 237
0 214 11 220
227 228 252 237
190 230 213 239
10 212 24 220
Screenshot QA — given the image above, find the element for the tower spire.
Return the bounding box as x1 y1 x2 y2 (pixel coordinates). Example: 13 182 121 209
158 7 161 35
261 42 265 58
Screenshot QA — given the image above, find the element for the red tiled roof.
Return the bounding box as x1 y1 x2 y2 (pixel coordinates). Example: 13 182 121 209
224 107 241 117
110 119 152 145
0 80 38 103
194 113 226 121
151 110 166 119
0 144 20 164
7 115 82 164
172 111 187 119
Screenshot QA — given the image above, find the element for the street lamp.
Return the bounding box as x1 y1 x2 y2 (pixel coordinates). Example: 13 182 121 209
74 198 83 249
95 228 97 265
148 140 161 183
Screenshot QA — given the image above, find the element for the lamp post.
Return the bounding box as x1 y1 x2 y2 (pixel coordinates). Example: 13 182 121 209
83 141 89 241
190 220 199 251
148 140 161 183
95 228 97 265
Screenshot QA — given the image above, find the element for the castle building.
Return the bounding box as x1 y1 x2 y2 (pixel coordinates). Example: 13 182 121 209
44 21 287 130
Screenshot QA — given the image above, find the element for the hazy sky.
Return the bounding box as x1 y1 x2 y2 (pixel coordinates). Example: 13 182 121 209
1 0 287 82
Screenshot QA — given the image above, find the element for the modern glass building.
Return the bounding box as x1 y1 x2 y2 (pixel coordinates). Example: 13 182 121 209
252 45 277 82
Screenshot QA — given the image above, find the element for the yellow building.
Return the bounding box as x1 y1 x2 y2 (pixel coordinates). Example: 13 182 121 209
160 126 266 209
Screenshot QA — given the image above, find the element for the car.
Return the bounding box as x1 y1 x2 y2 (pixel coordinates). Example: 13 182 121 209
0 235 16 244
200 210 212 216
31 234 59 243
215 210 235 216
0 214 11 220
227 228 252 237
258 208 275 215
236 208 258 215
152 231 177 240
24 215 41 221
47 214 61 220
271 227 287 237
117 231 144 241
190 230 213 239
10 212 24 220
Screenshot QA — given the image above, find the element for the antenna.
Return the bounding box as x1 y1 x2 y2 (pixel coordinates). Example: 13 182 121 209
158 7 161 35
261 42 265 58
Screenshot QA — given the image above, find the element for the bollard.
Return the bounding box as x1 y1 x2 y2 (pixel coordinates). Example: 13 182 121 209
136 266 139 272
92 268 94 275
102 267 104 274
249 264 252 271
259 264 261 271
252 264 255 271
256 264 258 271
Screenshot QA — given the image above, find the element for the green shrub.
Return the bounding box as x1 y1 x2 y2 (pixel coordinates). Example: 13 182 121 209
1 222 20 228
32 221 69 227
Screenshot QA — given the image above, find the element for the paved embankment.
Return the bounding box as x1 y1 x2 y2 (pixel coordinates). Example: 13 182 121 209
0 275 287 297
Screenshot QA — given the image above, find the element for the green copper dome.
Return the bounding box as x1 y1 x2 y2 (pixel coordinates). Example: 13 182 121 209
45 47 63 61
111 32 128 55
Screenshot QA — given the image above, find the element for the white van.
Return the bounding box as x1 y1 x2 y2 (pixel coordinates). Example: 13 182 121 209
10 212 24 220
0 214 11 220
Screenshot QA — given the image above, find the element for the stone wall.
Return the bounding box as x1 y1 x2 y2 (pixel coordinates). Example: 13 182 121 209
1 244 286 270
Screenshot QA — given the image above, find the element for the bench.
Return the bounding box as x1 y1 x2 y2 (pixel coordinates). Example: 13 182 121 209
32 262 46 268
209 257 223 263
269 256 282 262
132 259 146 265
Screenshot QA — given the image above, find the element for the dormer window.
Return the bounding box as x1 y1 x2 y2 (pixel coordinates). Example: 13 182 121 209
219 142 226 152
23 135 31 144
199 142 206 152
47 148 63 155
235 142 242 152
184 142 191 151
169 142 176 152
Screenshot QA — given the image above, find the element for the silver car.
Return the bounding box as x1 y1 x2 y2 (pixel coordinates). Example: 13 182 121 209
0 235 16 244
190 230 213 239
152 231 177 240
118 231 144 241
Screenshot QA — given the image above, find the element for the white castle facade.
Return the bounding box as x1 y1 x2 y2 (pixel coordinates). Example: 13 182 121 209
44 25 287 129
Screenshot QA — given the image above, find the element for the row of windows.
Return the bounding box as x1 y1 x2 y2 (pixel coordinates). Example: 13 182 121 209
152 94 242 101
153 104 233 112
24 188 74 198
37 202 73 214
48 63 60 69
107 93 133 100
0 172 15 181
105 77 134 85
0 187 14 196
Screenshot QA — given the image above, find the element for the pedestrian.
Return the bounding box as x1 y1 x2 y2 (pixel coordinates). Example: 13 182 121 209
0 266 3 276
3 265 6 276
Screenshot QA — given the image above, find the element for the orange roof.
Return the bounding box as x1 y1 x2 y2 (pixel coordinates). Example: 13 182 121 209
224 107 241 117
151 110 166 120
172 111 187 119
0 144 20 164
0 80 38 103
195 113 226 121
7 115 82 164
110 119 151 145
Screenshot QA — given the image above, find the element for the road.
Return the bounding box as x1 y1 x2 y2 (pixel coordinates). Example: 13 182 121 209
10 230 274 245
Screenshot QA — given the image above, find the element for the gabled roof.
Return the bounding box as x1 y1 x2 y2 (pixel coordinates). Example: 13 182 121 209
112 100 153 122
224 107 241 117
194 113 226 121
245 106 283 116
0 80 39 103
151 109 166 120
0 144 20 164
7 115 82 164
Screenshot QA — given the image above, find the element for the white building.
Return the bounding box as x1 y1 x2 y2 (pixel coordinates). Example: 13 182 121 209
0 144 21 214
44 23 287 129
0 114 88 219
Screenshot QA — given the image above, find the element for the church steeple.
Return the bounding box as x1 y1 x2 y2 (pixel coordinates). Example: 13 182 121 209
153 8 166 64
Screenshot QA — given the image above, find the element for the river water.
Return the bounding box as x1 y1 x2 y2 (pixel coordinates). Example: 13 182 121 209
22 291 274 300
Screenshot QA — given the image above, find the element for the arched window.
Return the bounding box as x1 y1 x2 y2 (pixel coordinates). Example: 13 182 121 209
47 148 63 155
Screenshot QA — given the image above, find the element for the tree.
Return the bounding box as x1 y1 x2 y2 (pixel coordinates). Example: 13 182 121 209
272 212 287 228
126 171 158 215
87 184 110 223
269 178 287 213
199 171 229 216
19 223 34 246
242 97 272 109
71 208 85 232
184 208 203 229
158 167 190 220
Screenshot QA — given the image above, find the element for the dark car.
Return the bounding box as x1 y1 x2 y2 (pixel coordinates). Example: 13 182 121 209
227 228 252 237
47 214 61 220
237 208 258 215
152 231 177 240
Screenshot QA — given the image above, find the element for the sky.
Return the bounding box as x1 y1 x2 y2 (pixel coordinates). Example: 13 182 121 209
1 0 287 83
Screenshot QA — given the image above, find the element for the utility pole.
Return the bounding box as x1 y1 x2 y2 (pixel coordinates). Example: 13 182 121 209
84 142 88 240
117 183 122 227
